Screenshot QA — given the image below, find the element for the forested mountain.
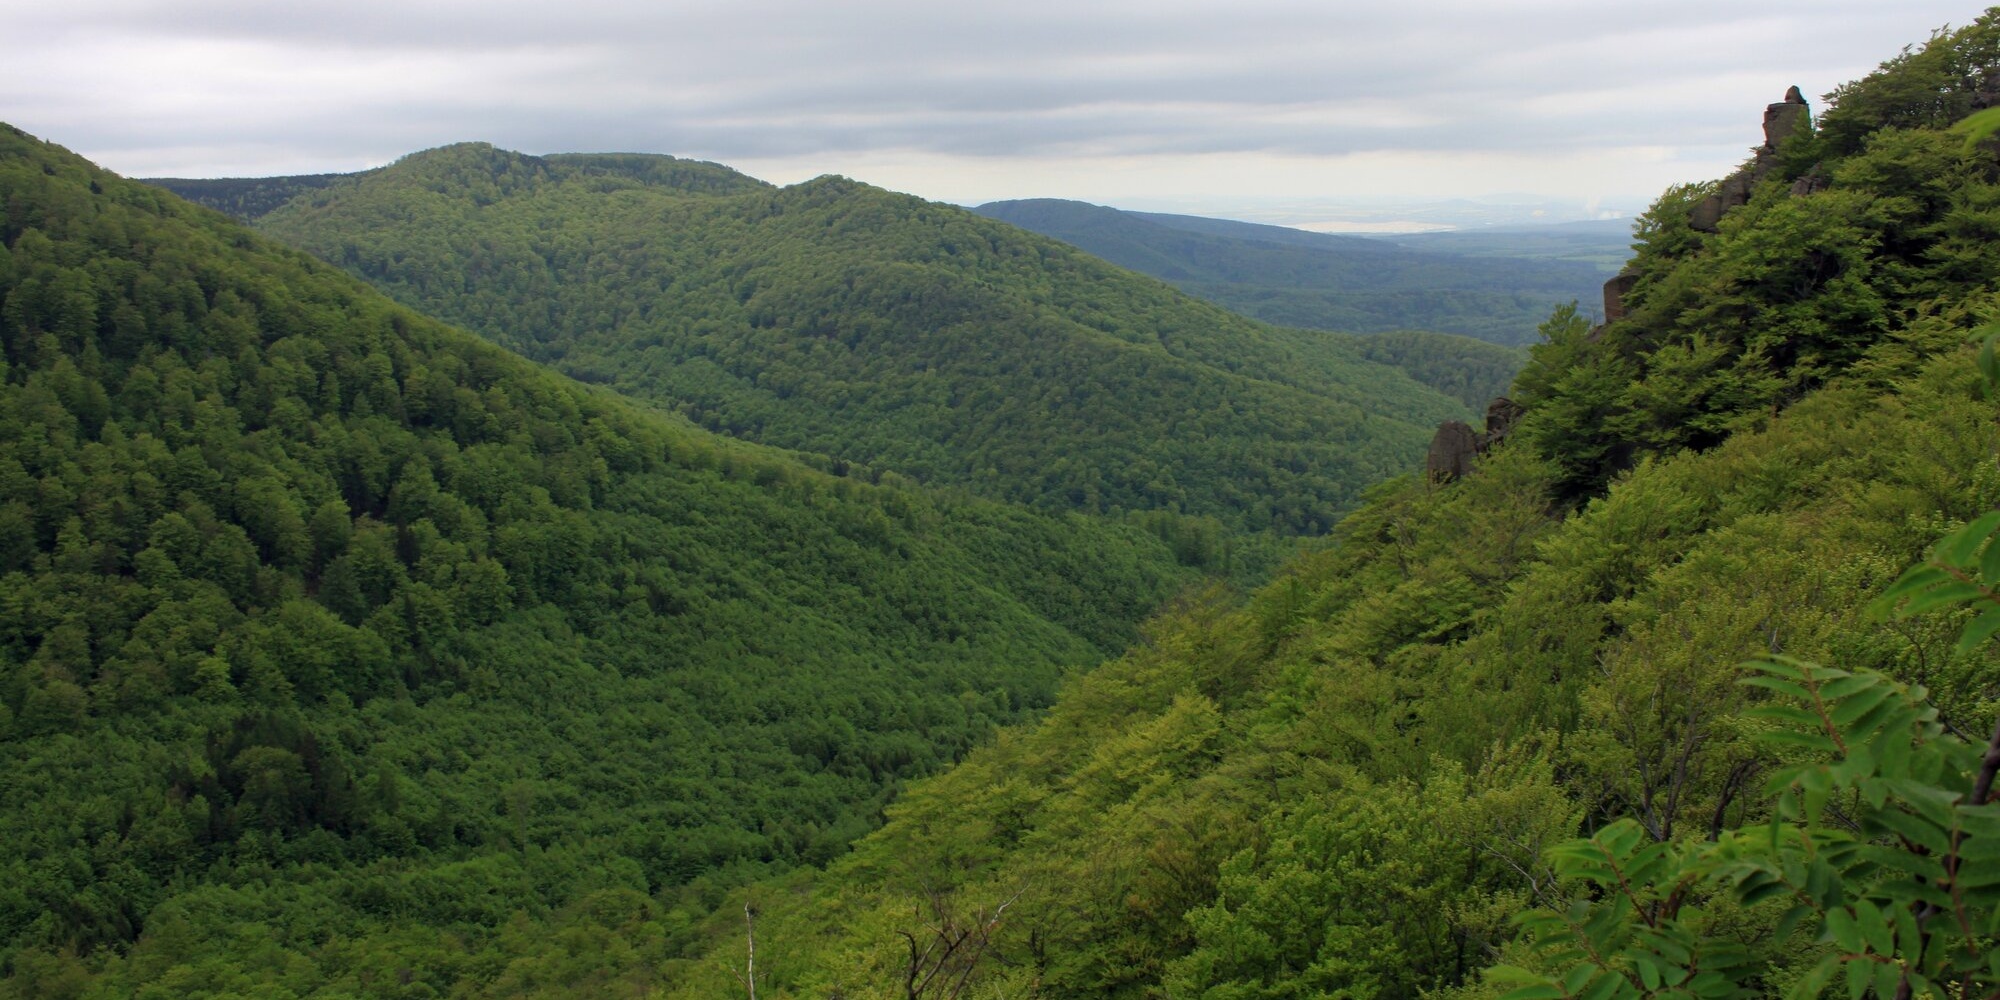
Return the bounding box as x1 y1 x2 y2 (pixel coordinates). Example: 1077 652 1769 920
0 124 1226 997
974 198 1606 345
160 148 1478 536
605 15 2000 999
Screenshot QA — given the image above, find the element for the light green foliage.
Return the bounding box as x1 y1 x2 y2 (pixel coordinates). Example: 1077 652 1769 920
1165 755 1577 1000
1481 323 2000 1000
1496 649 2000 1000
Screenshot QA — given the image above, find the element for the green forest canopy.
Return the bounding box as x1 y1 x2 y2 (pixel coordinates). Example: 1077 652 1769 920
0 121 1230 998
179 149 1479 535
8 7 2000 998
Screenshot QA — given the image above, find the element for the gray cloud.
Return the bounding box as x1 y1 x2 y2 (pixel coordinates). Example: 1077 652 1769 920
2 0 1983 201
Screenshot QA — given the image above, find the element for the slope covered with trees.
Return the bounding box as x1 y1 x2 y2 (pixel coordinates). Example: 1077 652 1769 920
975 198 1606 345
199 150 1477 535
609 15 2000 999
0 124 1221 998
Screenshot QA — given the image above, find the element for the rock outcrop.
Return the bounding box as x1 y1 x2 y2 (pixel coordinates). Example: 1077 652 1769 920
1427 421 1480 483
1483 397 1526 450
1690 86 1811 233
1426 397 1530 483
1602 265 1641 323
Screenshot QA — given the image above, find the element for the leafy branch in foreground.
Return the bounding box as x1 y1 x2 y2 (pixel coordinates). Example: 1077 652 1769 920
1491 332 2000 1000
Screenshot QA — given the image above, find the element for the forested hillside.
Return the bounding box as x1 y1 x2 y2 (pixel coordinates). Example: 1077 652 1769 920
974 198 1605 345
611 15 2000 998
0 124 1221 998
178 150 1480 535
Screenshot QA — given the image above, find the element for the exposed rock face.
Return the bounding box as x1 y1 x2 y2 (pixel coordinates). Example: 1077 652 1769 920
1427 421 1480 483
1763 99 1810 150
1690 87 1812 233
1483 397 1526 449
1602 266 1641 322
1427 398 1529 483
1691 173 1756 233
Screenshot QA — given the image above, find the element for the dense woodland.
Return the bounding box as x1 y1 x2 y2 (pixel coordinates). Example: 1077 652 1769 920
5 8 2000 999
974 198 1605 345
170 153 1484 536
0 124 1239 998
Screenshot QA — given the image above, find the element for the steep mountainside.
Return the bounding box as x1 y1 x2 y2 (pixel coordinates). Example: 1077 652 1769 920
0 124 1215 997
615 15 2000 999
205 148 1475 535
975 198 1606 344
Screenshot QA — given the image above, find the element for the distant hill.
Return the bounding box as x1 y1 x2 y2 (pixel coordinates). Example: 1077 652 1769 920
182 144 1477 535
975 198 1606 344
1125 209 1400 252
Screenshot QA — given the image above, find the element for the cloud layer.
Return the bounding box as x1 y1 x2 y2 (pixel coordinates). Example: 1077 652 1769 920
3 0 1981 208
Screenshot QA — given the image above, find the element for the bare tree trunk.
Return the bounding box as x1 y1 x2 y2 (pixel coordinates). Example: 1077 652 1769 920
744 903 757 1000
721 903 757 1000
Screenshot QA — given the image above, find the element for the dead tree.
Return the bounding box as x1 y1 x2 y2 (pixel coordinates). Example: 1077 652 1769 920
897 887 1021 1000
719 902 757 1000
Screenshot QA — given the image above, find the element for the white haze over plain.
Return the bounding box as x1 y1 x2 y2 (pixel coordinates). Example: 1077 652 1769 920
2 0 1985 225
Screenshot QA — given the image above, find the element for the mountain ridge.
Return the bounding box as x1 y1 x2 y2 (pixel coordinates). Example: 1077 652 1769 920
217 145 1477 534
974 196 1606 344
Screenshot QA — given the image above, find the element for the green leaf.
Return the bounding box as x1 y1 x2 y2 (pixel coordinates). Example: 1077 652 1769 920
1871 964 1903 1000
1579 971 1626 1000
1942 510 2000 565
1826 907 1863 950
1981 529 2000 585
1563 962 1599 996
1869 568 1949 618
1760 730 1838 753
1635 955 1664 991
1854 899 1893 956
1739 879 1792 907
1501 985 1569 1000
1955 106 2000 149
1774 902 1814 941
1956 833 2000 862
1895 580 1984 618
1742 675 1812 700
1821 673 1885 700
1955 605 2000 655
1844 955 1871 1000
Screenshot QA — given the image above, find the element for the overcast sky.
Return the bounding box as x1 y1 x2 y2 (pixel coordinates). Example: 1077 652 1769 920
4 1 1985 224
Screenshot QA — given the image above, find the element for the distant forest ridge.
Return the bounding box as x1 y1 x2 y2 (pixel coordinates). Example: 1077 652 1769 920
975 197 1616 345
